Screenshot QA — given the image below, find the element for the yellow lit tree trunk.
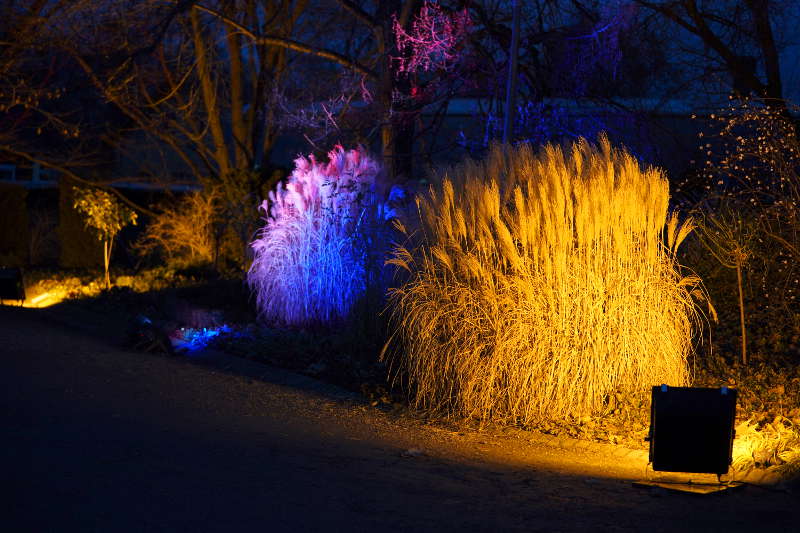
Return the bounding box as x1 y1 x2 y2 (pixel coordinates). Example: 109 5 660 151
103 238 112 289
735 260 747 365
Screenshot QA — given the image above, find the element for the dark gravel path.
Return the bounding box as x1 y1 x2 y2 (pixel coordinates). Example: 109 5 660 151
2 305 798 532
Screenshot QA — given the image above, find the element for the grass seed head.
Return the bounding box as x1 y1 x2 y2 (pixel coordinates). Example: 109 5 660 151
386 136 702 423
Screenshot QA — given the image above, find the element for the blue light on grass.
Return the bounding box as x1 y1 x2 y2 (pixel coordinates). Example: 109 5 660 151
172 325 234 353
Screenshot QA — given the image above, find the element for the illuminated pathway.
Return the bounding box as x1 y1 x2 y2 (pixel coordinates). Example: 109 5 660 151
3 306 798 532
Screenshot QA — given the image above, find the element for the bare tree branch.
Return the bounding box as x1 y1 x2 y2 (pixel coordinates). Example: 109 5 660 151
191 2 378 79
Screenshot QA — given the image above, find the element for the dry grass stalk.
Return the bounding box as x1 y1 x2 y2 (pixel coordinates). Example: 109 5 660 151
385 136 703 423
732 417 800 479
136 189 220 267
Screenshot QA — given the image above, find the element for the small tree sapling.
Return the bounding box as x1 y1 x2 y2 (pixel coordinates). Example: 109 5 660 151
695 200 758 365
72 186 137 288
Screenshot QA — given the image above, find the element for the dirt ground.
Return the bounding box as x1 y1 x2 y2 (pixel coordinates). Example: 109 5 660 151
3 304 799 532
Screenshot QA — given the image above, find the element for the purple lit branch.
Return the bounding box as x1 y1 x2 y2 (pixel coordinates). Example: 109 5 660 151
393 2 471 75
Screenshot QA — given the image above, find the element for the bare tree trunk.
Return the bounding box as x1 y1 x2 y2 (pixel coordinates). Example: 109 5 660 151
191 8 230 178
377 2 397 182
744 0 797 134
735 261 747 365
503 0 521 145
746 0 782 102
103 239 111 289
379 0 419 183
380 82 395 182
226 21 247 169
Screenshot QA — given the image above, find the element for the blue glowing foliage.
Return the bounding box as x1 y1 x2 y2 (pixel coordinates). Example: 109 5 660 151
247 146 394 328
459 100 654 165
459 101 610 155
170 325 233 353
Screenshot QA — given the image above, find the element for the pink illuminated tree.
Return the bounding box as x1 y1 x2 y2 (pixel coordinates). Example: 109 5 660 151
393 1 471 76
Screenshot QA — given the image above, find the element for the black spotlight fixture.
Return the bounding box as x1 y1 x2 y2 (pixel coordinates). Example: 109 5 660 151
0 267 25 304
636 385 741 494
648 384 737 475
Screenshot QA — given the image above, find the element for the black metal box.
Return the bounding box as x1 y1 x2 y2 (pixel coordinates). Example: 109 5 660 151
648 385 737 475
0 267 25 302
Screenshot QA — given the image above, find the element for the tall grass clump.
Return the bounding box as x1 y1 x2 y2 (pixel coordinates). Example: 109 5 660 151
385 135 704 423
248 145 391 328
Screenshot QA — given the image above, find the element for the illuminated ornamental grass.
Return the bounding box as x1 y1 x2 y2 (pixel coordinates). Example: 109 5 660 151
248 146 384 327
386 136 703 424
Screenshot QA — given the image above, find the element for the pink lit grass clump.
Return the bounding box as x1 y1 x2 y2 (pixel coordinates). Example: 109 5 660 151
248 146 387 327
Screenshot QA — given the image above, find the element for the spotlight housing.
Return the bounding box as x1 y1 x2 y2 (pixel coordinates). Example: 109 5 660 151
648 385 737 475
0 267 25 303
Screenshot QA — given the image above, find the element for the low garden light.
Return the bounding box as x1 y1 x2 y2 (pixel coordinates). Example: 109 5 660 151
0 267 25 304
647 385 737 476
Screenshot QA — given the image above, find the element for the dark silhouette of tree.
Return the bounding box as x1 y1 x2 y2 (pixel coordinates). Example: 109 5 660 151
635 0 795 117
197 0 476 181
0 2 101 185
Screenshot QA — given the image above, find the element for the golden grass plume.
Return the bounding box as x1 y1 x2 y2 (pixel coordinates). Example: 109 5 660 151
385 136 703 423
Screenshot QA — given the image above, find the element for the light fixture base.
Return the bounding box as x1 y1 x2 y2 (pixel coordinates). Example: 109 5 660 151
633 480 744 495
